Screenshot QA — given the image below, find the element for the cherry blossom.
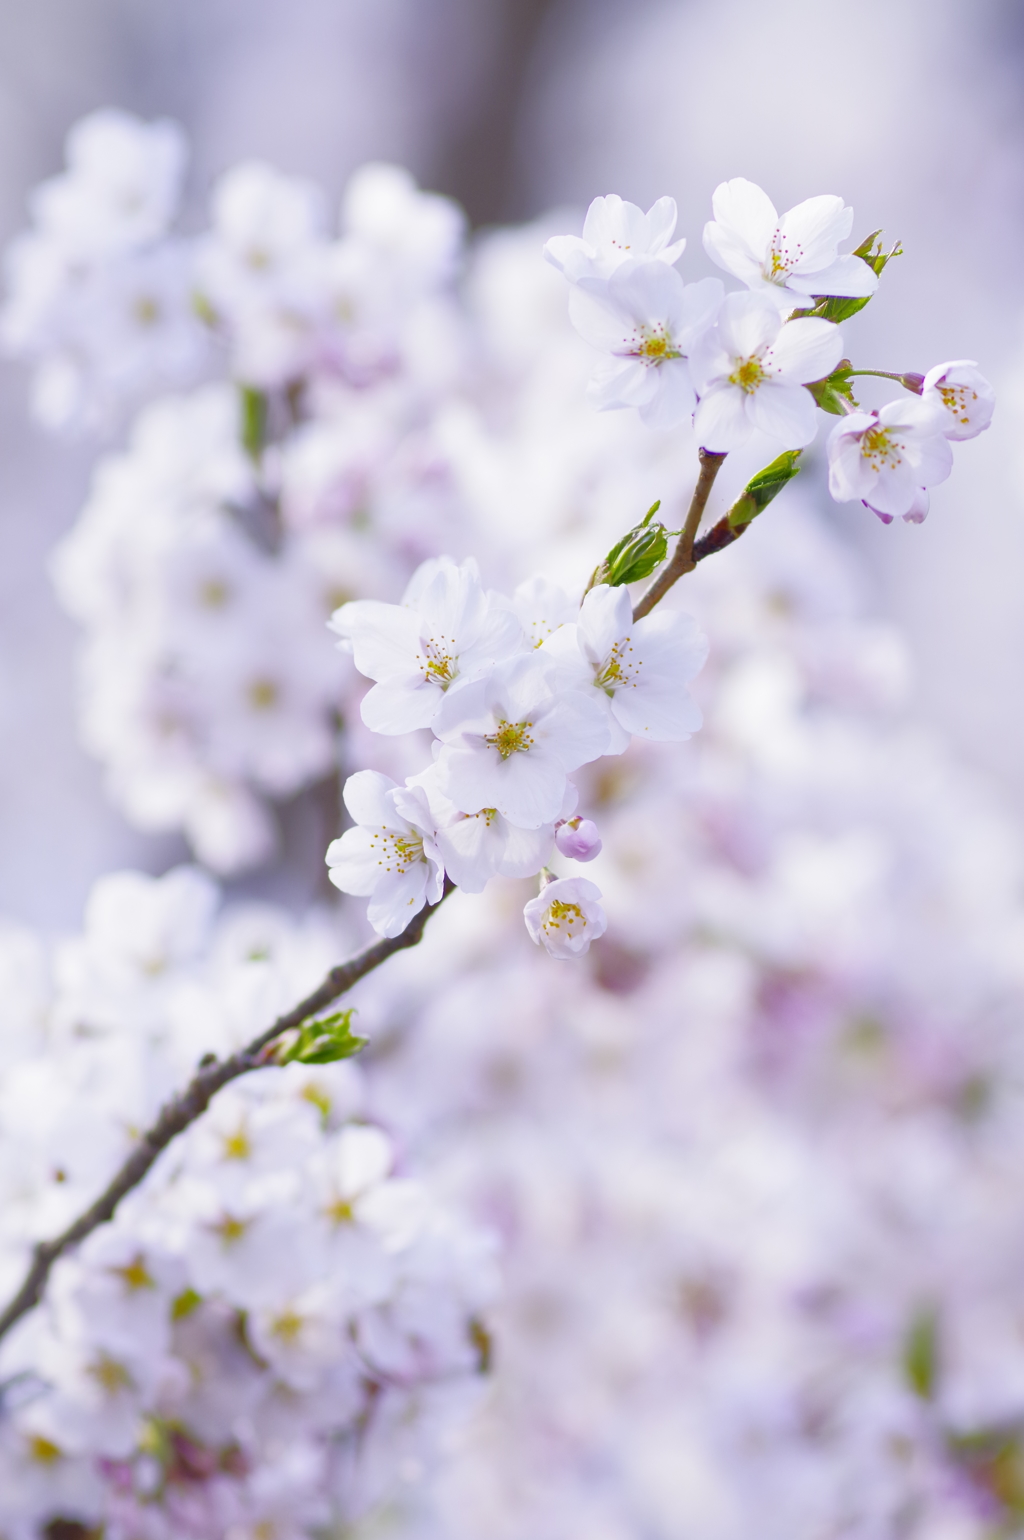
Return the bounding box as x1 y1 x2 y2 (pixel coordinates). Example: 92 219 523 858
326 771 445 936
703 177 878 311
567 259 723 426
555 815 602 862
543 193 685 283
543 583 708 752
826 397 953 519
331 556 524 735
922 358 996 441
433 653 610 828
523 876 608 958
690 290 843 450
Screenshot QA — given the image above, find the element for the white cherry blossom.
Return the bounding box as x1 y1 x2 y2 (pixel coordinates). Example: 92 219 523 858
523 876 608 959
433 653 610 828
326 771 445 937
922 358 995 440
703 177 878 311
414 766 576 893
543 194 685 283
826 397 953 519
691 290 843 451
544 583 707 752
331 556 524 735
568 260 723 427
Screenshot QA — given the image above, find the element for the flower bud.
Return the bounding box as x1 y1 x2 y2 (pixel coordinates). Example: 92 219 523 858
555 817 602 862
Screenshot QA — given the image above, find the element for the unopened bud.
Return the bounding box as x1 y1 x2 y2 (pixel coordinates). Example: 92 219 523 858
900 372 925 395
555 817 602 862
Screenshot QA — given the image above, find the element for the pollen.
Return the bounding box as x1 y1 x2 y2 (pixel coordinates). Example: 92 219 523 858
111 1253 156 1292
596 640 639 694
938 382 977 428
418 632 459 686
544 900 586 937
369 829 425 874
860 425 904 471
765 230 805 281
633 324 679 366
485 719 534 758
728 355 766 394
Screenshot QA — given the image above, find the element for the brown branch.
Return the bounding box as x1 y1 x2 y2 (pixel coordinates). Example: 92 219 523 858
0 884 454 1346
632 450 727 621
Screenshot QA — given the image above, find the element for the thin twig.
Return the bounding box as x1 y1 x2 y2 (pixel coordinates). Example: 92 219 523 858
0 884 454 1346
632 450 726 621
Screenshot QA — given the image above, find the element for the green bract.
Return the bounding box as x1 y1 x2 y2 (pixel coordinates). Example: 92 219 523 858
593 501 669 588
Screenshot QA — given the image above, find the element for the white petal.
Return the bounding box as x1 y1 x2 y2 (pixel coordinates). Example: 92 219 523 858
342 769 398 829
577 584 633 666
775 194 851 272
676 276 725 349
360 679 440 735
329 600 421 682
709 178 778 259
587 355 656 411
766 317 843 384
366 866 429 938
639 358 696 427
326 827 386 897
717 290 781 359
611 678 703 741
747 380 819 448
568 283 636 352
694 384 753 451
607 258 686 331
786 252 878 299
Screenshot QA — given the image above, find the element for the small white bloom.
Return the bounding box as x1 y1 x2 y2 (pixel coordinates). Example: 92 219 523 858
703 177 878 311
691 291 843 451
326 771 445 937
568 260 723 428
544 583 708 752
330 556 524 734
544 194 685 283
414 765 575 893
524 877 607 959
434 653 610 828
827 398 953 519
921 359 995 441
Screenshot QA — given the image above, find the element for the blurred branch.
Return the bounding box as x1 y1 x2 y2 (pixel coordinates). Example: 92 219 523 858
0 883 454 1346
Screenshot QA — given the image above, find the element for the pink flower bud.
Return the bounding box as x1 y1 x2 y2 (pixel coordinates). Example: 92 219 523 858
555 817 602 862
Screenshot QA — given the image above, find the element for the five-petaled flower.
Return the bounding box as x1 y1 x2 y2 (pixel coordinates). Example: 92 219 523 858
326 771 445 937
826 397 953 522
523 877 608 959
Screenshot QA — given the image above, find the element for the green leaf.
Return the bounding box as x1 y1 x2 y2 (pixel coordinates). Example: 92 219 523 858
239 386 269 461
727 450 802 530
278 1009 367 1066
804 231 903 324
903 1306 940 1400
171 1287 203 1320
806 365 858 417
593 501 669 588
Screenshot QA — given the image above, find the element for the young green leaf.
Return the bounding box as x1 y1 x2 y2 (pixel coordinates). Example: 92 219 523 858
591 501 669 589
277 1009 367 1066
727 450 803 530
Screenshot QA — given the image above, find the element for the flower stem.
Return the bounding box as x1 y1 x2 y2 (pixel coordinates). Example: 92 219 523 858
632 450 726 621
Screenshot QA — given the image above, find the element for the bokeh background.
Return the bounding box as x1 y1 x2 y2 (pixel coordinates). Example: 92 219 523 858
1 0 1019 927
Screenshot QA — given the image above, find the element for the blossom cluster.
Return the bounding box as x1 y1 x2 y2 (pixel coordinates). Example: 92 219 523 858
546 182 994 519
0 869 495 1538
326 556 705 950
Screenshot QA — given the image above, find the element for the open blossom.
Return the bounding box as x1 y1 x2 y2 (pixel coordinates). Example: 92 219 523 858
543 194 685 283
703 177 878 311
567 261 723 427
414 768 574 893
690 290 842 451
433 653 609 828
524 876 607 959
922 359 995 441
330 556 523 735
544 583 707 753
326 771 444 937
827 397 953 520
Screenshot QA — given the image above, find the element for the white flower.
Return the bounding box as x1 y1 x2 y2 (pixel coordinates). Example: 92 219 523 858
544 583 708 753
921 359 995 441
703 178 878 311
544 194 685 283
505 574 579 649
330 556 524 735
433 653 610 828
691 291 843 451
567 261 723 428
326 771 445 937
523 877 607 959
826 398 953 519
414 766 576 893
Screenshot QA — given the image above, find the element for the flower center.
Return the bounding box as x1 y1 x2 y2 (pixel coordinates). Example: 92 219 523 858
938 382 977 428
764 230 804 281
544 901 586 936
247 677 279 711
111 1254 155 1292
222 1124 251 1161
595 640 638 695
27 1435 62 1466
485 719 534 759
420 633 458 686
88 1354 134 1394
859 424 904 470
269 1309 305 1343
213 1214 248 1246
728 355 767 394
369 829 425 874
633 325 679 365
